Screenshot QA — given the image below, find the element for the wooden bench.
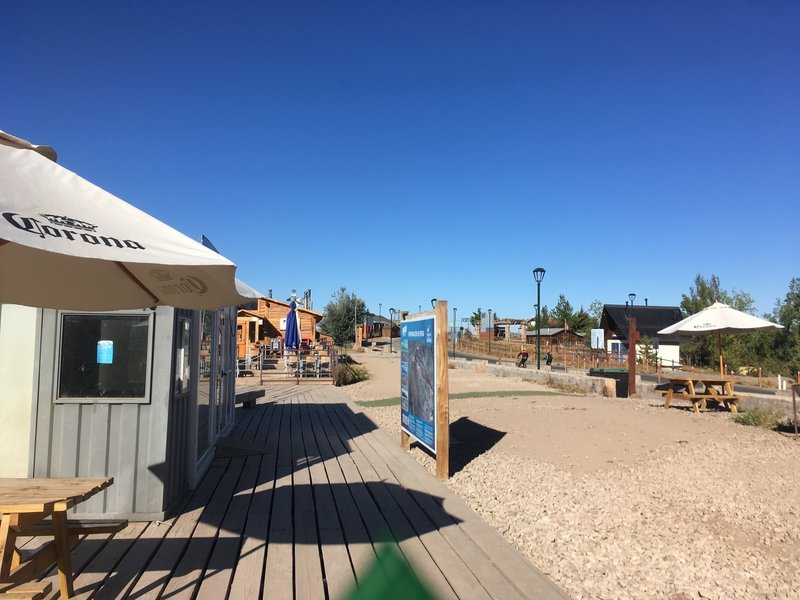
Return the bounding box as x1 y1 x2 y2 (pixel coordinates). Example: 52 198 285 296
0 581 52 600
235 389 265 409
14 519 128 537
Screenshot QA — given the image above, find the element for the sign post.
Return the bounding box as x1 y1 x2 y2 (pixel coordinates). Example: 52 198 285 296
400 300 450 479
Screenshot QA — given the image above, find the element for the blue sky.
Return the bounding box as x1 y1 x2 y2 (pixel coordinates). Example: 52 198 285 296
4 2 798 321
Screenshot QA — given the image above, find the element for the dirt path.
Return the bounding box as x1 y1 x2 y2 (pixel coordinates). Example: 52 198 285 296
343 351 800 600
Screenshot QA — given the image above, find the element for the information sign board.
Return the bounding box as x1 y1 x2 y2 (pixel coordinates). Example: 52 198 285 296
400 315 437 453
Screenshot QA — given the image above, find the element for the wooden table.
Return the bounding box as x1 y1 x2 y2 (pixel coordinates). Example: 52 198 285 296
662 376 739 413
0 477 115 599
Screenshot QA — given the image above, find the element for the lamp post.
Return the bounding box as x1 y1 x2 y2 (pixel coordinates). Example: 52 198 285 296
626 293 638 397
533 267 546 369
389 308 396 353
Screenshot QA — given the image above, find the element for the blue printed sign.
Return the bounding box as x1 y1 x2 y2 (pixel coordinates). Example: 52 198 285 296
400 316 437 453
96 340 114 364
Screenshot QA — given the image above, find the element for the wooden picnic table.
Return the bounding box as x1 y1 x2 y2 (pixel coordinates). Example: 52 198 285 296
0 477 123 599
662 376 739 413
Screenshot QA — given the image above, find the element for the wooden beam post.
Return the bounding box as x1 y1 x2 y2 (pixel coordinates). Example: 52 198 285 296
627 317 639 397
435 300 450 480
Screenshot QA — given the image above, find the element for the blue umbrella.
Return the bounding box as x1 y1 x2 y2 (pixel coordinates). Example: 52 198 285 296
285 300 301 350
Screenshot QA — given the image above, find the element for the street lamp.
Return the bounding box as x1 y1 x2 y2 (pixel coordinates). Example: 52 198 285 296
389 308 396 353
533 267 546 369
418 304 422 313
431 298 437 309
628 293 636 307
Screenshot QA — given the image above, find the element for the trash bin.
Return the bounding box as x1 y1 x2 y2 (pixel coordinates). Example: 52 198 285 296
589 367 629 397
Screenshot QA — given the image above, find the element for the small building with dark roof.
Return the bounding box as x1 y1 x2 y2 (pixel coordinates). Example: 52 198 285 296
600 304 683 367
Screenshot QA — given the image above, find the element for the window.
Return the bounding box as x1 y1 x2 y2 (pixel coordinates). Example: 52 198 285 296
57 312 153 403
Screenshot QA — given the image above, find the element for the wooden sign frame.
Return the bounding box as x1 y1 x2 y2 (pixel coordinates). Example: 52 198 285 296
400 300 450 480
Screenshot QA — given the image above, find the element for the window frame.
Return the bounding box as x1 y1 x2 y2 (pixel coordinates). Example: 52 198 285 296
53 309 155 405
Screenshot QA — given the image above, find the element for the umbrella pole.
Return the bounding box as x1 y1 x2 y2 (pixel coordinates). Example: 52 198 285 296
718 331 724 378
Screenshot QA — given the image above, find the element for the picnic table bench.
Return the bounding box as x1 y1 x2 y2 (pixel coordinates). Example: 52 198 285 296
662 376 739 413
0 477 126 599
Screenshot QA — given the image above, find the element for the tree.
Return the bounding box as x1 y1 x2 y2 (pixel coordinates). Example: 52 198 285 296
570 308 594 336
638 336 658 368
588 299 604 328
469 308 482 332
680 274 756 368
552 295 574 328
772 278 800 375
539 305 551 327
319 287 367 345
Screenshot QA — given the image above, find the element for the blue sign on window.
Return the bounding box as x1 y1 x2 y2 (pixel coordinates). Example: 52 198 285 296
96 340 114 364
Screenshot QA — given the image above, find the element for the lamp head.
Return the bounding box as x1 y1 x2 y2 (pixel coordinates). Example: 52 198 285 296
628 293 636 305
431 298 437 308
533 267 546 283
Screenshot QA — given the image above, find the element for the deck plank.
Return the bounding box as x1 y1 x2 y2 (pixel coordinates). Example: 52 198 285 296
227 401 282 599
123 461 228 599
194 455 260 600
68 521 148 599
262 394 294 599
307 405 380 584
290 396 326 600
91 520 174 600
299 402 356 600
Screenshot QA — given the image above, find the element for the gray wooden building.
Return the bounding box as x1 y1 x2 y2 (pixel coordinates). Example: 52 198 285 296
0 303 238 520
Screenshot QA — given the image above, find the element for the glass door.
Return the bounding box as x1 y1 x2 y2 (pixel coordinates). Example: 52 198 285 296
196 310 215 461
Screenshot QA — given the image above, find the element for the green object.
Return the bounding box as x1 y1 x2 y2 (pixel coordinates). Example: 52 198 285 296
356 389 564 407
589 368 629 397
342 544 438 600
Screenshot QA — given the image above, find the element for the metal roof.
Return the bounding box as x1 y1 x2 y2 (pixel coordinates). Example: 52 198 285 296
600 305 683 342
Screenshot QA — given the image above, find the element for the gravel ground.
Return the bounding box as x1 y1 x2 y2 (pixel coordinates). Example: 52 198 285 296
344 352 800 600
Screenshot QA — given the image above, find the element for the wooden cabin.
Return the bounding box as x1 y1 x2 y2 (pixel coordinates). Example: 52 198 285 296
236 297 324 359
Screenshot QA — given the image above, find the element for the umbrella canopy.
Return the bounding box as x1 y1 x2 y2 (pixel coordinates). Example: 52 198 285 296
284 300 301 350
658 301 783 376
0 130 255 310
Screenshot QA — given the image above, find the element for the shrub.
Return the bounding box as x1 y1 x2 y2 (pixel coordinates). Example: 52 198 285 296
332 363 370 386
732 407 784 429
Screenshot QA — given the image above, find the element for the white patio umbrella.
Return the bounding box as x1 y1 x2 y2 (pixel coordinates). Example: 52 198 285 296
1 130 256 310
658 301 784 377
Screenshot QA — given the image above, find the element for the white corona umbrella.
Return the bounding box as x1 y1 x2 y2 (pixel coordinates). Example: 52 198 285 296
1 130 255 310
658 301 783 376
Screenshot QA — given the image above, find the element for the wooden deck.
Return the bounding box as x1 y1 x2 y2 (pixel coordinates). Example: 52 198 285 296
36 385 569 599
